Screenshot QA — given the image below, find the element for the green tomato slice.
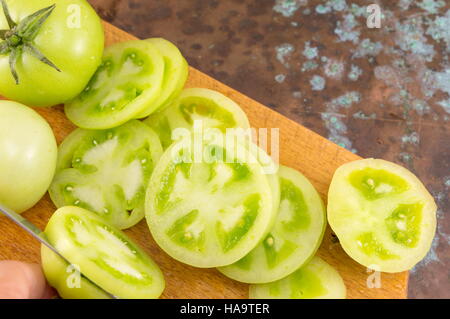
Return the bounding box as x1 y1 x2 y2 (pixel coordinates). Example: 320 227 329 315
49 120 163 229
145 134 274 268
249 256 346 299
328 159 437 273
136 38 189 118
144 88 250 149
41 245 111 299
65 40 164 129
219 165 326 283
41 206 165 299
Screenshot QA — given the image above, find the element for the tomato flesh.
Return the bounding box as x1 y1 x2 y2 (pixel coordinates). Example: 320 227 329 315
219 166 326 283
249 256 346 299
41 206 165 299
328 159 437 272
65 40 164 129
144 88 250 149
137 38 189 118
49 120 163 229
146 134 274 268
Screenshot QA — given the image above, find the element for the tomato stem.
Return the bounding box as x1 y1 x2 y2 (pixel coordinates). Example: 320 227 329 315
17 4 56 41
24 43 61 72
0 2 59 84
8 47 19 84
0 41 8 54
0 29 8 40
0 0 16 29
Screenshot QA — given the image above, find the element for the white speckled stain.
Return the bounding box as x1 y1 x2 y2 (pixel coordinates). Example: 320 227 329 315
310 75 326 90
401 132 420 145
395 17 436 62
273 0 308 17
324 59 345 79
426 10 450 52
321 92 361 152
352 111 376 120
275 74 286 83
348 64 362 81
275 43 295 68
412 178 450 272
302 41 318 60
335 13 360 44
352 39 383 59
417 0 445 14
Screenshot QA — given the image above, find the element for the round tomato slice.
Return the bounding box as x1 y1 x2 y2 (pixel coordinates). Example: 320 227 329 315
41 246 111 299
49 120 163 229
144 88 250 149
65 40 164 129
219 165 326 283
42 206 165 299
136 38 189 118
249 256 346 299
145 134 274 268
328 159 437 273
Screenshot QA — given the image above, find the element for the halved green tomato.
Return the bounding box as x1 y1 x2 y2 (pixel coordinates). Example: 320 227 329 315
41 245 111 299
65 40 164 129
136 38 189 118
328 159 437 273
219 165 326 283
145 133 274 268
49 120 163 229
249 256 346 299
41 206 165 299
144 88 250 149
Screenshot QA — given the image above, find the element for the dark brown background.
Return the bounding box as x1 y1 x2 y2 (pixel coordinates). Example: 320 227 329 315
88 0 450 298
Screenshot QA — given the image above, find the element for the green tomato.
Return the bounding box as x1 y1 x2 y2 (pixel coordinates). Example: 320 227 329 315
145 134 275 268
136 38 189 119
328 159 437 273
0 0 104 107
0 101 57 213
144 88 250 149
65 40 165 129
41 206 165 299
41 245 111 299
49 120 163 229
249 256 346 299
219 165 326 283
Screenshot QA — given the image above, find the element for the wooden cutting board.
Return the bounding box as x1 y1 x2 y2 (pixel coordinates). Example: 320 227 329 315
0 22 408 299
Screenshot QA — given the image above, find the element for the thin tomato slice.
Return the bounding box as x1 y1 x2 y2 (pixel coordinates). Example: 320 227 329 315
144 88 250 149
65 40 164 129
137 38 189 118
145 134 274 268
328 159 437 272
42 206 165 299
219 166 326 283
249 256 346 299
49 120 163 229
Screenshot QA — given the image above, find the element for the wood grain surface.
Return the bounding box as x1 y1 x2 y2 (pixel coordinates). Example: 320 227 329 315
0 22 408 299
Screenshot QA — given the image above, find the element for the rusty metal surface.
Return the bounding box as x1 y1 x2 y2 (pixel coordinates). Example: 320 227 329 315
88 0 450 299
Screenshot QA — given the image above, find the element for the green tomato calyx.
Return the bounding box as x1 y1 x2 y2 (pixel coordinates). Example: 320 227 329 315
0 1 60 84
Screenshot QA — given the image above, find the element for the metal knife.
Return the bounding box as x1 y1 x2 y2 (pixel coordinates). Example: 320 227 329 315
0 203 118 299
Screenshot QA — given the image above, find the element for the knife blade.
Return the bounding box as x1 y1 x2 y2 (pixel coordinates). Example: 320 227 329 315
0 203 118 299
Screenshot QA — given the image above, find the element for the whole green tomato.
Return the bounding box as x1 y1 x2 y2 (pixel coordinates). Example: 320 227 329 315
0 101 57 213
0 0 104 107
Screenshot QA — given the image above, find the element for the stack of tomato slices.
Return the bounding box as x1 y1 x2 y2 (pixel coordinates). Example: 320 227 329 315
0 0 437 300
